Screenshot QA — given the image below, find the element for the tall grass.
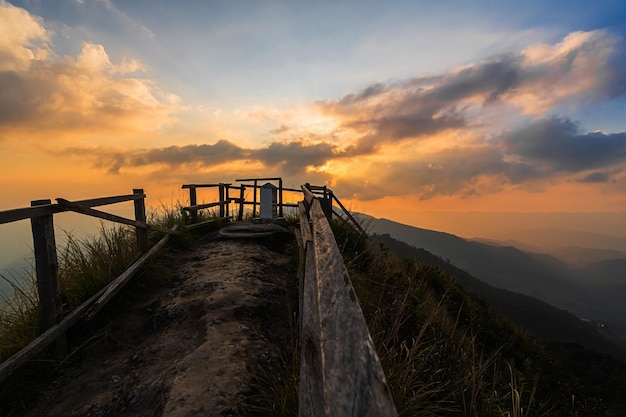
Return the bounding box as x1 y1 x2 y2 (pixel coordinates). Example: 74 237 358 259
330 217 556 417
58 225 139 309
0 270 39 362
0 204 217 363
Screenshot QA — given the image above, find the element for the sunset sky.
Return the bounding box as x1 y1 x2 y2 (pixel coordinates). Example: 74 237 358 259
1 0 626 242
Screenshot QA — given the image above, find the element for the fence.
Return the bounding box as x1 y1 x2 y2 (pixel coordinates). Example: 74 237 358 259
1 179 397 414
296 184 398 417
0 189 179 381
181 178 309 222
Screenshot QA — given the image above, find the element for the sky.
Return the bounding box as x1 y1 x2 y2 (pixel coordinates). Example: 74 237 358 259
1 0 626 244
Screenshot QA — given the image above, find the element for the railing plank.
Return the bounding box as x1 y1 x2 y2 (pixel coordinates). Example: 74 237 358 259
0 284 106 382
298 202 312 244
300 199 397 417
56 199 177 235
182 202 222 211
299 239 324 417
331 193 367 237
181 183 227 189
0 193 143 224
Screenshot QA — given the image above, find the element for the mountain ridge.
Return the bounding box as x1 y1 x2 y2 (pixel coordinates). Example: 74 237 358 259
361 214 626 339
371 233 626 361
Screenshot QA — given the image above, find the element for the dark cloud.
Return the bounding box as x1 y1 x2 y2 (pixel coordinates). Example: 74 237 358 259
61 139 345 176
578 172 610 183
134 140 246 167
500 117 626 172
345 107 466 154
0 69 51 125
252 140 339 174
430 54 528 104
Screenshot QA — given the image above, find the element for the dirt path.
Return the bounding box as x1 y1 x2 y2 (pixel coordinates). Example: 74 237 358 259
22 223 297 417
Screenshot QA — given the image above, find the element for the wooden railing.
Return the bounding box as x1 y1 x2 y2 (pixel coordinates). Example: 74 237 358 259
0 189 180 381
182 178 305 222
0 177 386 405
296 184 398 417
181 183 237 224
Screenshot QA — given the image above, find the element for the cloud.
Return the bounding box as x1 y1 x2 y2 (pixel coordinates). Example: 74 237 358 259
0 1 50 71
0 4 179 141
295 30 626 201
332 145 509 201
60 139 346 176
329 116 626 201
578 172 610 183
252 140 341 174
500 117 626 172
318 29 624 156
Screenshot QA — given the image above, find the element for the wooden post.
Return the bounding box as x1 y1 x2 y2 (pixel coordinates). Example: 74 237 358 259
189 185 198 223
218 183 225 218
238 185 245 221
252 180 258 217
30 200 61 334
278 178 284 217
225 184 230 218
133 189 148 252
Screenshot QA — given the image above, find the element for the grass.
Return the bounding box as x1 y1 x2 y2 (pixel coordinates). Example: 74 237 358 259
1 203 612 416
0 270 39 363
328 216 566 416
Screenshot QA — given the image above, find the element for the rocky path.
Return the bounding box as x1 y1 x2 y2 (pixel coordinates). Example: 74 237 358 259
22 223 297 417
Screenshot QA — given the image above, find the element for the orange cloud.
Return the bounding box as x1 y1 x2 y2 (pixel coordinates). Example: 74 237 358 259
0 1 50 71
0 4 181 146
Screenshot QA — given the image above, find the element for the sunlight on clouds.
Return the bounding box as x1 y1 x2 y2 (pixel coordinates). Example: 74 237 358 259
511 30 619 115
240 103 342 143
0 5 181 146
1 2 624 217
0 1 50 71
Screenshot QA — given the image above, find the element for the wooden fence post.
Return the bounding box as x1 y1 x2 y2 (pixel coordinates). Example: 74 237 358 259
189 185 198 223
238 185 245 221
133 189 148 252
252 180 258 217
218 184 225 218
30 200 61 334
279 178 284 217
225 184 230 218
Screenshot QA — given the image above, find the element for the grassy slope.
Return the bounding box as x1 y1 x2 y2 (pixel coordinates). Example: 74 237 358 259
372 233 626 361
332 220 626 417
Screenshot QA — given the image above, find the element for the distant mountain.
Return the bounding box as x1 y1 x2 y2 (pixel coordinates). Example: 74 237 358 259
362 214 626 338
552 246 626 268
508 227 626 253
372 233 626 361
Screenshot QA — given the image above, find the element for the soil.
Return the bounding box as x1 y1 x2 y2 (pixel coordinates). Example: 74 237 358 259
19 222 297 417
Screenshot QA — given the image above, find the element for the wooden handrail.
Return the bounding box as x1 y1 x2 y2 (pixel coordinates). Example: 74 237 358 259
181 183 231 189
297 188 397 417
0 193 144 225
0 223 179 382
56 199 178 235
0 190 189 382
